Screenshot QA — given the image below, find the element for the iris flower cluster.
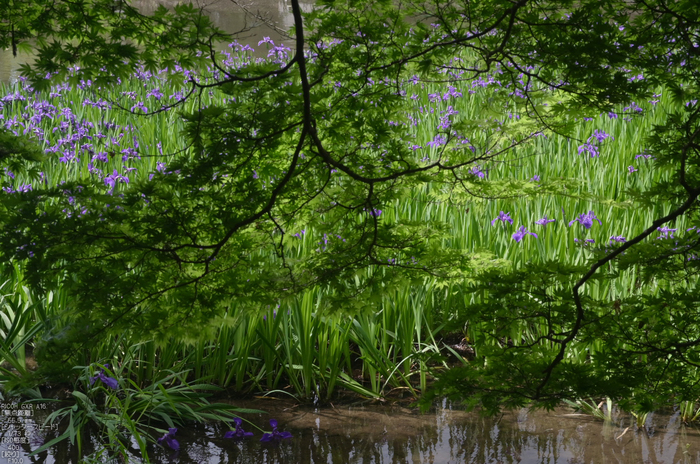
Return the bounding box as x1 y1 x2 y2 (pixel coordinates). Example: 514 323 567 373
578 129 614 158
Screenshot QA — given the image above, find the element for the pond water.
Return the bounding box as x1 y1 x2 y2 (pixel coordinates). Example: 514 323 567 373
3 397 700 463
0 0 303 84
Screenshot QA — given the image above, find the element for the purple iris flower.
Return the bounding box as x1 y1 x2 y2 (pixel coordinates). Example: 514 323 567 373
157 428 179 451
568 211 602 229
657 226 677 239
443 86 462 100
104 169 129 194
469 166 486 178
628 165 638 173
609 235 627 243
426 134 447 147
512 226 537 242
577 143 600 157
534 216 555 226
491 211 513 226
624 101 643 113
260 419 292 442
146 88 163 100
89 364 118 390
224 418 254 440
588 129 613 143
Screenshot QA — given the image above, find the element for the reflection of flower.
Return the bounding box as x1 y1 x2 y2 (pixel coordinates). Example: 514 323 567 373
157 428 179 451
89 364 118 390
260 419 292 442
224 418 254 440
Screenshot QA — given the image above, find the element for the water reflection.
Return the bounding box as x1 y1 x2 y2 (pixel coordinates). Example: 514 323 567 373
0 0 308 84
4 398 700 463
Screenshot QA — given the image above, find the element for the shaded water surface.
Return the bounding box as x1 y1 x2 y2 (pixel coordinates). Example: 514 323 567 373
3 398 700 463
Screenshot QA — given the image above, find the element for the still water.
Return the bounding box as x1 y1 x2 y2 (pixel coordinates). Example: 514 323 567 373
2 397 700 463
0 0 302 83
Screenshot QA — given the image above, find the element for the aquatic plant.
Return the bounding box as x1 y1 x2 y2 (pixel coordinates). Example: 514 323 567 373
29 363 260 461
679 401 700 425
631 410 650 429
564 398 615 423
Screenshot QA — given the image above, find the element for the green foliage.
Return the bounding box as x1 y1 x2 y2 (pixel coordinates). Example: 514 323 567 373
680 401 700 425
563 397 615 422
1 0 700 424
